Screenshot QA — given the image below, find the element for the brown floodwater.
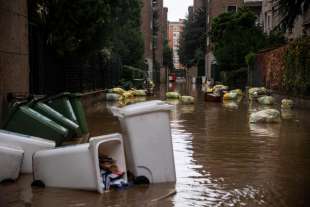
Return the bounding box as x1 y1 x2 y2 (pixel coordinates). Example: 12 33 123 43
1 82 310 207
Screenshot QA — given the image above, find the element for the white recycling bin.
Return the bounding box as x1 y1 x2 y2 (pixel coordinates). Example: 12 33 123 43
0 144 24 182
33 133 127 193
0 130 55 173
111 100 176 183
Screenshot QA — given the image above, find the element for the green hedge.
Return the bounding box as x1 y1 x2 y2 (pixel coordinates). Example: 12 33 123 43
283 37 310 96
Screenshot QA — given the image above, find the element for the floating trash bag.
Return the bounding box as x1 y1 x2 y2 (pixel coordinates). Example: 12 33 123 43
105 93 123 102
132 90 147 96
281 99 294 109
249 109 280 123
180 96 194 104
230 89 243 96
223 92 238 100
166 92 180 99
257 96 275 105
112 88 126 95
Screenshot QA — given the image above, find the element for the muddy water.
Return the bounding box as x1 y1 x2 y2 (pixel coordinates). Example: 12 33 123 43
1 82 310 207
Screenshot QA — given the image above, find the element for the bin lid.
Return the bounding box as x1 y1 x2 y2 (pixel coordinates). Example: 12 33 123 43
111 100 175 118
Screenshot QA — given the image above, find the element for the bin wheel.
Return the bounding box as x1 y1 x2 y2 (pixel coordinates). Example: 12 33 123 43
134 176 150 185
0 178 15 184
31 180 45 188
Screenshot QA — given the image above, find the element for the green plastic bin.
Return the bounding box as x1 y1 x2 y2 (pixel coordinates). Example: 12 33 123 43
69 93 89 134
32 102 82 137
3 105 69 146
45 93 78 123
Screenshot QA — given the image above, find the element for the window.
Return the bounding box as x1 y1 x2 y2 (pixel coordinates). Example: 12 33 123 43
227 6 237 13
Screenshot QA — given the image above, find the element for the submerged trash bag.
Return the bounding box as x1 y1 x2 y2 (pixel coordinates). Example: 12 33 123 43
132 90 147 96
223 92 238 100
180 96 194 104
223 100 239 110
105 93 122 101
112 88 126 95
213 85 229 91
281 109 295 120
0 144 23 182
281 99 294 109
257 96 275 105
248 87 267 98
249 109 281 123
230 89 243 96
206 88 213 93
166 92 180 99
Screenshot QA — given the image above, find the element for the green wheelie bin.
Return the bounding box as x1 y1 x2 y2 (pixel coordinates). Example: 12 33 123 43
32 102 82 138
45 92 78 123
3 104 69 146
69 93 89 134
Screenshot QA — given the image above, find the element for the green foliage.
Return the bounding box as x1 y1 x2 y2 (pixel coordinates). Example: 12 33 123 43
163 40 174 70
283 37 310 96
210 8 266 72
30 0 121 59
178 8 207 67
245 52 256 66
29 0 144 77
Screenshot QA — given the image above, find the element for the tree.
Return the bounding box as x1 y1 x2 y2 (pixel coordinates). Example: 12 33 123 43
163 40 174 71
210 8 266 72
178 8 207 68
29 0 122 59
276 0 309 31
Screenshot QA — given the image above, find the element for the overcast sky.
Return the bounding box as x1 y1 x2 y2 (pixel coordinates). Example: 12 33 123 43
163 0 193 21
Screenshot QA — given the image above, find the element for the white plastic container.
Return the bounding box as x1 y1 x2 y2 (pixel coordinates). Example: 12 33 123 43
0 130 55 173
111 100 176 183
0 144 24 182
33 133 127 193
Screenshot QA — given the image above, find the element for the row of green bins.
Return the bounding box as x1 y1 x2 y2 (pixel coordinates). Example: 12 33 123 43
3 103 68 146
31 102 82 138
44 92 89 135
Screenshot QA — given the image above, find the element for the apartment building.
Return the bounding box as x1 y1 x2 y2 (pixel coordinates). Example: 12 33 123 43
168 20 185 70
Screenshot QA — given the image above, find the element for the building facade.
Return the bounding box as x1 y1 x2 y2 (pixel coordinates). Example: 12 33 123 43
0 0 29 123
168 20 185 70
141 0 154 78
205 0 243 80
262 0 310 39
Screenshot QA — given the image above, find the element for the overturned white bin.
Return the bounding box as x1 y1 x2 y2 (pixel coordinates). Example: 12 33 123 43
111 100 176 183
0 144 24 182
33 133 127 193
0 130 55 173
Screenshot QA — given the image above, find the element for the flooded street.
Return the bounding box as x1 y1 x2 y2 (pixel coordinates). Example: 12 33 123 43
1 82 310 207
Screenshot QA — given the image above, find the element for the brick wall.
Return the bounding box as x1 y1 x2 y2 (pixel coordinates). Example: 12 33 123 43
256 45 288 91
141 0 153 60
0 0 29 123
155 0 164 67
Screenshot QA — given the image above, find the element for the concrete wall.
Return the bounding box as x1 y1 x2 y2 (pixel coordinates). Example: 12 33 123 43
0 0 29 123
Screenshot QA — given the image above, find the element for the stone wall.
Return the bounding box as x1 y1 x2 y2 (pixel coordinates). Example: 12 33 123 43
255 45 288 91
0 0 29 123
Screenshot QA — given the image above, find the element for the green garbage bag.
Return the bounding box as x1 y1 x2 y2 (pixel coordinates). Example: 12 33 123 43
180 96 194 104
166 92 180 99
257 96 275 105
249 109 280 123
281 99 294 109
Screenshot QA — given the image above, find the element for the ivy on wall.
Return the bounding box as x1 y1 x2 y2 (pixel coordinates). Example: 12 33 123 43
283 37 310 96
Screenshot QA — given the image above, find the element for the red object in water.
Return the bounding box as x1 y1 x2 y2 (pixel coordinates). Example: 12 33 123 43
169 73 176 82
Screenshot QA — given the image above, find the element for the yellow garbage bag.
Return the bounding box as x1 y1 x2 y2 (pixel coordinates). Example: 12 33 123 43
112 87 126 95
